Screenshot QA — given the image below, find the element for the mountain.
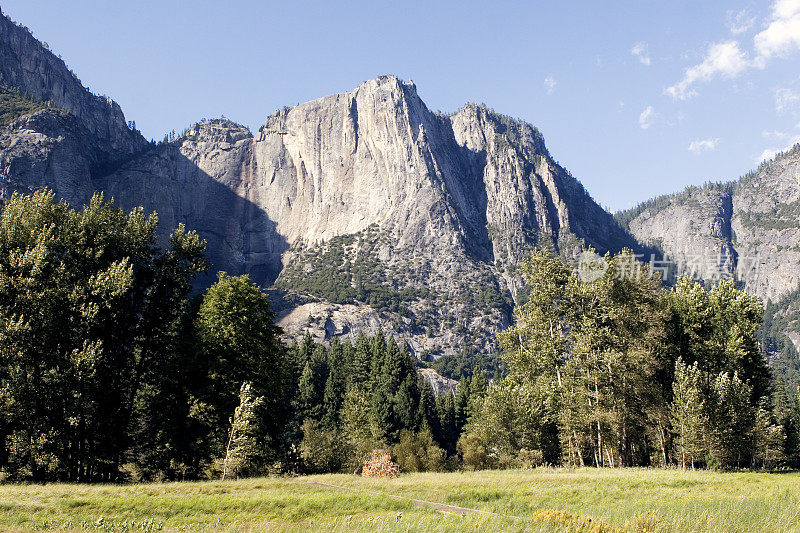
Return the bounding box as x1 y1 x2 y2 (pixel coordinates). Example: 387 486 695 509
0 11 639 364
618 146 800 386
96 78 639 359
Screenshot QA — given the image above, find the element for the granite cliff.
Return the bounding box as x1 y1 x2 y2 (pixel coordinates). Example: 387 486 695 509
96 76 637 358
618 147 800 383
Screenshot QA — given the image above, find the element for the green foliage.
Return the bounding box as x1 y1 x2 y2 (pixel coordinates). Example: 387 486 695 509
392 429 446 472
221 382 270 479
0 190 209 481
0 190 294 481
0 84 52 125
671 360 707 469
737 199 800 230
298 419 352 474
464 247 774 469
430 348 506 380
194 272 287 474
276 227 430 313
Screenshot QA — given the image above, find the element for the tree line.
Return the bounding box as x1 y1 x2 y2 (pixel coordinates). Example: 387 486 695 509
0 190 486 481
459 249 796 470
2 191 799 482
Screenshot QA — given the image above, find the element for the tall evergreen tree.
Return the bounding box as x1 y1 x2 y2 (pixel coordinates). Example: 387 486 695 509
322 339 346 428
671 359 707 469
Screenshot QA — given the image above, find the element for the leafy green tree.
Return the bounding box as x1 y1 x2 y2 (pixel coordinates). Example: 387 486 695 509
706 371 755 467
752 400 785 468
0 190 206 481
194 272 286 467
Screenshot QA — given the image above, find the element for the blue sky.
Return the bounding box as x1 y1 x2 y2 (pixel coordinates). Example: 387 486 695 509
4 0 800 211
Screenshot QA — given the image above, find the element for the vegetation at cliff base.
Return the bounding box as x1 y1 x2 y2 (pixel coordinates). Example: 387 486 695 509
2 191 800 485
0 84 51 126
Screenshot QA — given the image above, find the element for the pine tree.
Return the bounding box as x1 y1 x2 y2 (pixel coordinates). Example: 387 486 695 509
417 378 439 437
437 391 457 454
671 359 707 469
322 339 346 428
454 378 471 436
297 346 328 423
394 374 421 431
349 332 372 390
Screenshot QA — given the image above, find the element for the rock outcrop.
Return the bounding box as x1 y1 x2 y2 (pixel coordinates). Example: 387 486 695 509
0 12 644 362
0 10 145 160
97 76 638 357
622 148 800 304
620 147 800 360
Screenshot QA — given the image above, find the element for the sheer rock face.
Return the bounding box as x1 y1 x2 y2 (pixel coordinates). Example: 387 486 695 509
0 9 635 357
627 188 738 284
0 110 99 206
0 11 145 160
625 151 800 305
100 76 635 356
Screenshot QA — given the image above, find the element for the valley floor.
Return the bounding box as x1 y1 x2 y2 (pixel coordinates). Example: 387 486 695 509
1 468 799 532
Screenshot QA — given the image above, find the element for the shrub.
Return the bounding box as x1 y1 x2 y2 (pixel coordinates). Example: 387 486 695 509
457 433 487 471
393 430 446 472
299 420 352 474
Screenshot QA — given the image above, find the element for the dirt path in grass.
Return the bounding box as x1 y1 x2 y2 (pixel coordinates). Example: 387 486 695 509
305 481 517 518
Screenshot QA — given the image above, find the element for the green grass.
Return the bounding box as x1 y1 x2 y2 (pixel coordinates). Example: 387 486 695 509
1 468 799 532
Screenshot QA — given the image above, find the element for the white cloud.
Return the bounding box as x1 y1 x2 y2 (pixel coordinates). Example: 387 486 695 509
754 0 800 60
762 129 788 137
631 42 651 66
727 9 757 34
688 138 720 154
665 41 749 100
544 75 556 95
639 106 655 129
775 87 800 113
665 1 800 101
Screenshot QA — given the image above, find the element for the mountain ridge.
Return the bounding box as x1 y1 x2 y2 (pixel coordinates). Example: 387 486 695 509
3 10 798 375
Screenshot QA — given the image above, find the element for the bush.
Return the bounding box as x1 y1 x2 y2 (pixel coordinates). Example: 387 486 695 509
299 420 352 473
457 433 487 471
393 430 446 472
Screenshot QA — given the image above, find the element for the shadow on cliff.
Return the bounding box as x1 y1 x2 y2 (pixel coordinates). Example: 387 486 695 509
93 145 289 290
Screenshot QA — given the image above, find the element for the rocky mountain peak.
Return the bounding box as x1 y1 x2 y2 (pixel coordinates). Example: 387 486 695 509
0 11 145 159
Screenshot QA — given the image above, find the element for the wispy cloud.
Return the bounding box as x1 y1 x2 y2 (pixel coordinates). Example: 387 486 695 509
757 126 800 161
544 75 556 95
688 138 719 154
631 42 651 66
665 41 749 100
665 0 800 100
775 87 800 113
639 106 655 129
758 134 800 161
727 9 757 34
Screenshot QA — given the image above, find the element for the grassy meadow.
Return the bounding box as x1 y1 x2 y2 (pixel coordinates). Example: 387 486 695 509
0 468 799 532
